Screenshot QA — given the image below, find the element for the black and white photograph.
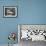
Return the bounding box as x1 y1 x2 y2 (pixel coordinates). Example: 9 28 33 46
18 24 46 46
3 6 17 17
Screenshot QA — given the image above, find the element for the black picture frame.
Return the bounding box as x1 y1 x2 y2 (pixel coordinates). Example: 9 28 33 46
3 6 17 18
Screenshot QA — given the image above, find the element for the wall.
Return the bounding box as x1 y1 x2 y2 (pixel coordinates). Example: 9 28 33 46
0 0 46 45
18 0 46 24
0 0 18 44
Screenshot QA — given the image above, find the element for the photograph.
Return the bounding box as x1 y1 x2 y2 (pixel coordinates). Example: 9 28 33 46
3 6 17 17
18 25 46 46
18 24 46 41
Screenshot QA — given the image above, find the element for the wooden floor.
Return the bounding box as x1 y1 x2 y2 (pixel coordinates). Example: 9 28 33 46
0 40 46 46
19 39 46 46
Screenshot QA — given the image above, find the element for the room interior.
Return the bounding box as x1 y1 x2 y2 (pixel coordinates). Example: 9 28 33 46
0 0 46 46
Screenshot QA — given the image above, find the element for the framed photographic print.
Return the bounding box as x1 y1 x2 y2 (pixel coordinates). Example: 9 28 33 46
18 24 46 42
3 6 17 18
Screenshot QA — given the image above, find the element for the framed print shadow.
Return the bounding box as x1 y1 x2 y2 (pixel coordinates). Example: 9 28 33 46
3 6 17 18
